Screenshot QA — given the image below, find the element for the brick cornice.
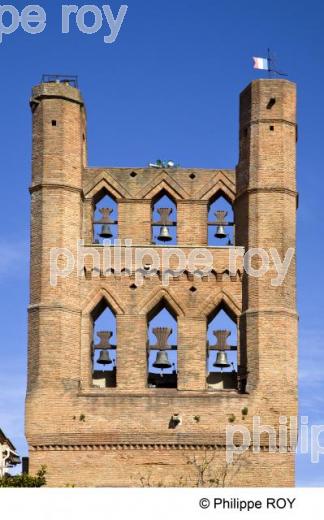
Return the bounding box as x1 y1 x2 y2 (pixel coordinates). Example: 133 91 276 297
27 432 272 449
30 444 294 452
77 388 245 398
30 444 229 451
30 183 82 194
235 186 297 201
28 432 293 451
248 118 296 128
242 308 298 318
28 303 81 315
31 93 84 107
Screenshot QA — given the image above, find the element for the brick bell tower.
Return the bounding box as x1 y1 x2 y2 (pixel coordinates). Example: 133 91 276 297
26 77 297 487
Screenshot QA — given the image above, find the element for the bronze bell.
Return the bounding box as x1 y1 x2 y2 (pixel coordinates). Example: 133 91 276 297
153 350 172 370
215 225 227 239
213 351 230 368
99 224 113 239
97 349 112 365
158 225 172 242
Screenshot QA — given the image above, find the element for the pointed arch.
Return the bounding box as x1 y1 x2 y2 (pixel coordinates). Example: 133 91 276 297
82 287 125 317
138 287 185 318
84 172 130 201
197 171 236 203
198 288 241 322
150 183 179 206
137 172 189 200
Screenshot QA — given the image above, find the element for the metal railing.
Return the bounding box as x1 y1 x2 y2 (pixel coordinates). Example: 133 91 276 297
41 74 78 87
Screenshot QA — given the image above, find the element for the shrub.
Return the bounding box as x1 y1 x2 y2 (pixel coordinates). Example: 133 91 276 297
0 466 46 487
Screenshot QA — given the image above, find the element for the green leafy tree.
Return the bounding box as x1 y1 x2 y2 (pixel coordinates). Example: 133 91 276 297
0 466 46 487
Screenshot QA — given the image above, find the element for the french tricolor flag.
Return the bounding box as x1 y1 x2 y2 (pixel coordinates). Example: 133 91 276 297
253 57 269 70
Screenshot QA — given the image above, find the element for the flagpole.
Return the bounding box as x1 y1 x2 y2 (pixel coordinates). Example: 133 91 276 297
252 52 288 77
267 48 288 78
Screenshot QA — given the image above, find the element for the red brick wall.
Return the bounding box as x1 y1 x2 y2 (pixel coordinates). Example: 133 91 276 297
26 79 297 486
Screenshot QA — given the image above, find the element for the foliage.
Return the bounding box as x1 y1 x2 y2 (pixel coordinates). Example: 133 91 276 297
241 407 248 419
0 466 46 487
185 451 249 487
136 450 250 487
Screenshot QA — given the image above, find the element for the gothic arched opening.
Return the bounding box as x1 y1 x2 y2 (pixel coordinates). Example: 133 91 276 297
206 303 238 390
93 188 118 244
91 299 117 388
147 299 177 388
151 190 177 245
208 192 234 246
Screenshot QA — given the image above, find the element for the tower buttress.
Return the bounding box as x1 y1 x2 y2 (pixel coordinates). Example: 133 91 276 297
27 81 86 396
235 80 297 418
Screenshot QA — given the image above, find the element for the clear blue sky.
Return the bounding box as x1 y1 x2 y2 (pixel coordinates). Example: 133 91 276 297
0 0 323 486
